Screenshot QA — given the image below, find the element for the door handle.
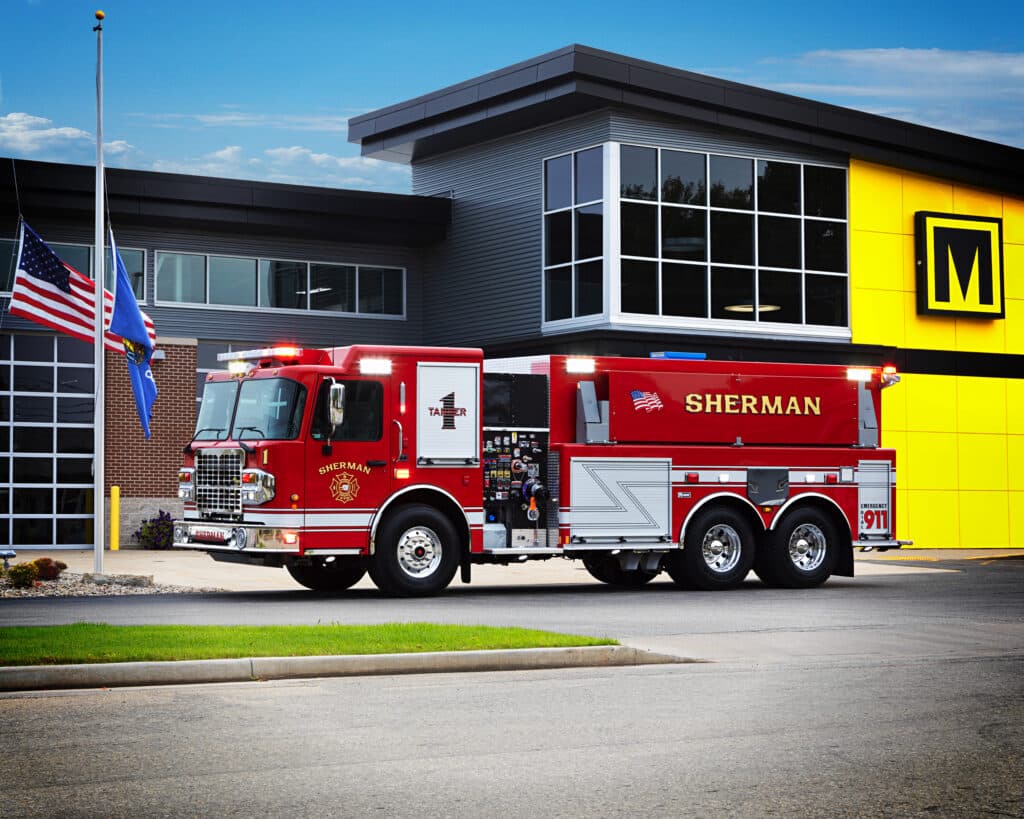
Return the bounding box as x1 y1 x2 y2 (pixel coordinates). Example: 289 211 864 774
366 460 387 468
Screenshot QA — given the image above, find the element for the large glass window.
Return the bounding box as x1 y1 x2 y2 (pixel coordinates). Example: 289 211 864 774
156 252 404 316
157 252 205 303
543 146 604 321
615 143 848 329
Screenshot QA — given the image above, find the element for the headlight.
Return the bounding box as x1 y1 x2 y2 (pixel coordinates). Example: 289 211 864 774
178 468 194 501
240 469 275 505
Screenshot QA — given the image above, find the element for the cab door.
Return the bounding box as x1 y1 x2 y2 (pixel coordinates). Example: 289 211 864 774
304 377 392 550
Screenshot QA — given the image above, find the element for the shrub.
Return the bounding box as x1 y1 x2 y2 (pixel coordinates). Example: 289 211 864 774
31 557 68 581
134 509 174 550
7 561 40 588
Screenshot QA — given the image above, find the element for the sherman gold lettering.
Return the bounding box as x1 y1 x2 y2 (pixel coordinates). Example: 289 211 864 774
318 460 372 476
683 393 822 416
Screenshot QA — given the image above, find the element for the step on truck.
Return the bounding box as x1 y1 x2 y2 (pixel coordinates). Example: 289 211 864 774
173 345 906 595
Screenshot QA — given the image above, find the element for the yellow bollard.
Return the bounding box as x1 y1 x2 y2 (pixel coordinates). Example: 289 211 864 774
110 485 120 551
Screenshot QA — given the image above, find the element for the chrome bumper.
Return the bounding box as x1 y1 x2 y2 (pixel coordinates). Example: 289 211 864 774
173 521 299 554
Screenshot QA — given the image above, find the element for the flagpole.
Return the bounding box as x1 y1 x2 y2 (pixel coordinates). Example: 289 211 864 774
93 10 106 575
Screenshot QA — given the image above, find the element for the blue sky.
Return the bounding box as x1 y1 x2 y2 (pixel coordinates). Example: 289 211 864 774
2 0 1022 193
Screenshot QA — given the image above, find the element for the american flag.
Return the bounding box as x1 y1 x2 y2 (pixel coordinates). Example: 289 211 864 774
8 222 156 353
630 389 664 412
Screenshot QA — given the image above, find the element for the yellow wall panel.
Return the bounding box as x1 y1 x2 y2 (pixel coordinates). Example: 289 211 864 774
849 160 903 234
1004 197 1024 245
902 173 953 227
900 236 918 293
850 288 905 346
904 301 956 350
1004 298 1024 355
906 431 959 490
907 490 960 547
1004 244 1024 301
954 314 1006 354
881 384 907 433
1010 493 1024 547
850 231 904 291
957 434 1008 490
952 187 1004 220
847 161 1022 547
903 374 957 434
955 376 1007 434
1008 380 1024 435
1008 436 1024 492
959 492 1010 547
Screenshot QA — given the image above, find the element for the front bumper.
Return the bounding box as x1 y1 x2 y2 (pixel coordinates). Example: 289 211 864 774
173 521 299 554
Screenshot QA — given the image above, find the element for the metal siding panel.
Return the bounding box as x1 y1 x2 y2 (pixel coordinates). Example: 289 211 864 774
412 112 614 348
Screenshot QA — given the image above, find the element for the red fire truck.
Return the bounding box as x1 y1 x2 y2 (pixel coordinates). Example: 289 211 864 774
173 345 906 595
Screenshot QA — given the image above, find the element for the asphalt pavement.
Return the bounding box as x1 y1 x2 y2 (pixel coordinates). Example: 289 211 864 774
1 547 1020 691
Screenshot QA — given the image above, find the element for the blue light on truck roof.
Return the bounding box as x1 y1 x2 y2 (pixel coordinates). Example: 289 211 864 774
650 351 707 360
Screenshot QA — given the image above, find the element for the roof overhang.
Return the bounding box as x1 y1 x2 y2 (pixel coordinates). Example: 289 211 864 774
349 44 1024 198
1 159 450 246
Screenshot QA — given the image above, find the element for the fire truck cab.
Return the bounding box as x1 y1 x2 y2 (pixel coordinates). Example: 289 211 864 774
174 345 905 595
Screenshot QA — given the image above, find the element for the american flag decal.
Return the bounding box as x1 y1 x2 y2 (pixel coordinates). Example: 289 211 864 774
630 390 663 412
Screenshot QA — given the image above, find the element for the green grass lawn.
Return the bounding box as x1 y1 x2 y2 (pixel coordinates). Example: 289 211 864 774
0 622 615 666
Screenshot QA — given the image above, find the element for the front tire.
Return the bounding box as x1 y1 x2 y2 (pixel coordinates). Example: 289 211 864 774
667 506 755 590
286 557 366 591
369 504 460 597
755 508 839 589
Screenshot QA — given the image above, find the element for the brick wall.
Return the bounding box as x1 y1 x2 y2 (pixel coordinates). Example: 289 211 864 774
104 342 196 546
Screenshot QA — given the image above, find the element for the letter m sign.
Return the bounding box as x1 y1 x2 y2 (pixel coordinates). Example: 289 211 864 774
915 212 1004 318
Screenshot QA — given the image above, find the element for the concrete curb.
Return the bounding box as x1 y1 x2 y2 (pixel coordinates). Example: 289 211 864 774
0 645 694 692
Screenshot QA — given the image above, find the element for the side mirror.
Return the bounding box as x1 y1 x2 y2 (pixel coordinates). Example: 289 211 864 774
329 382 345 432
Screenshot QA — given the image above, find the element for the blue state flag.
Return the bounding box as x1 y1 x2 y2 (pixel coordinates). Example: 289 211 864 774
108 230 157 438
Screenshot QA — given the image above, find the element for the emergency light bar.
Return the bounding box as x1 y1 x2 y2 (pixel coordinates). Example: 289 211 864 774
359 358 393 375
217 346 304 363
565 358 596 374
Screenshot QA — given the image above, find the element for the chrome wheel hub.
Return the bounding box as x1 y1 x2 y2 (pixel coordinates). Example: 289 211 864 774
701 524 742 573
396 526 442 578
788 523 827 572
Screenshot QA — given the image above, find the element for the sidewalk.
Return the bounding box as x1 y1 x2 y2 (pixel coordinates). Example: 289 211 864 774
10 546 1018 592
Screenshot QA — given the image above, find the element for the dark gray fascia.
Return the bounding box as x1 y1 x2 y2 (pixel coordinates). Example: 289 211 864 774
1 158 451 246
348 44 1024 197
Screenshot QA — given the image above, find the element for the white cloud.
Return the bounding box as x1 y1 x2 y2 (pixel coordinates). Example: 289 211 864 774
133 112 355 132
104 139 134 155
753 48 1024 147
0 112 91 154
149 144 410 191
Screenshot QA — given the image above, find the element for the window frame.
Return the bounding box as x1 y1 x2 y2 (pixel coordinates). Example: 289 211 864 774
611 142 850 337
155 250 406 319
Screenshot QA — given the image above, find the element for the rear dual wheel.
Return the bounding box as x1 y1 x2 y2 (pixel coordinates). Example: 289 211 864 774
667 507 755 590
754 508 839 589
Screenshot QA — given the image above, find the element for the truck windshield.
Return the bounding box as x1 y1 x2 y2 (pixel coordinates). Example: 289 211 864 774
232 378 307 440
193 378 307 441
193 381 238 441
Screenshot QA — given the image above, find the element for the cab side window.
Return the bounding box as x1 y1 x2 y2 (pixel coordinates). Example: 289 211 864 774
311 380 383 441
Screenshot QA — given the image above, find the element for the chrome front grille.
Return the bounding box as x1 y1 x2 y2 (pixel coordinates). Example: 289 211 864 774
195 448 244 517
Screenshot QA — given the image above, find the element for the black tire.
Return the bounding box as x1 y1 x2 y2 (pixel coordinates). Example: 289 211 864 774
666 506 755 590
369 504 460 597
757 508 840 589
582 556 659 588
285 557 366 591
